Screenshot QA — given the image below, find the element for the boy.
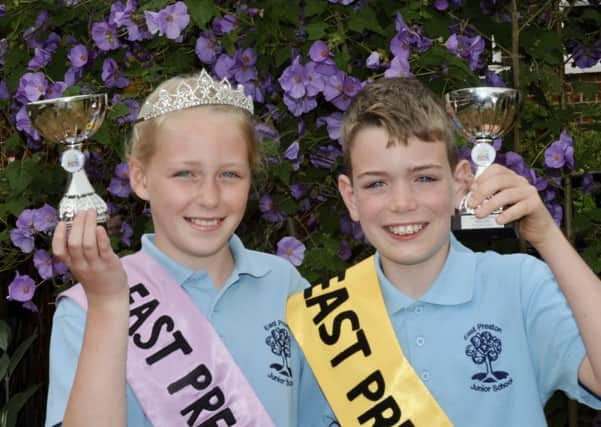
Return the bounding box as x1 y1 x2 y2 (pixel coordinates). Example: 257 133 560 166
288 77 601 426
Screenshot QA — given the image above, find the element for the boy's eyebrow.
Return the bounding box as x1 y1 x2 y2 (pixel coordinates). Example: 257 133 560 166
356 163 444 178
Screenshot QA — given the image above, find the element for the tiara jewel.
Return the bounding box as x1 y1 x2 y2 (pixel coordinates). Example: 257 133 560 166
138 69 254 121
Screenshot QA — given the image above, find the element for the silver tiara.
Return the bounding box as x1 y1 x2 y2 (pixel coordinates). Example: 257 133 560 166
137 69 254 121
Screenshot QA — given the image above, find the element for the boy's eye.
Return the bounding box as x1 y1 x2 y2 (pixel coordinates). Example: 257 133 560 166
416 176 436 183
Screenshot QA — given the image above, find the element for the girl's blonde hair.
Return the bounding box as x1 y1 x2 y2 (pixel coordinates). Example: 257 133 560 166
126 73 259 170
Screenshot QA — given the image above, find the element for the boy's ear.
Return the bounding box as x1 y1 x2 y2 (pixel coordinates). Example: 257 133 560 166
129 158 150 201
338 174 360 222
453 159 473 209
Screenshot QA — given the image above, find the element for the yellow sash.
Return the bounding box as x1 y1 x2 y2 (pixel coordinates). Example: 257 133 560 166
287 256 452 426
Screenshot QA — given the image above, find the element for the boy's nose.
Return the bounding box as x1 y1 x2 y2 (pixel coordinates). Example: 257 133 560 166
389 185 417 212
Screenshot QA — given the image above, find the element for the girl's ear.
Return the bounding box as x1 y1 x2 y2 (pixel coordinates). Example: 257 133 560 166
453 159 473 210
129 158 150 201
338 174 360 222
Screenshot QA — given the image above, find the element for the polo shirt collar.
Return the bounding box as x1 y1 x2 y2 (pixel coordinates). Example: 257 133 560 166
140 233 270 287
376 233 476 313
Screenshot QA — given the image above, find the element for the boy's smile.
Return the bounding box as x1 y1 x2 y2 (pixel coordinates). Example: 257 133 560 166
338 127 468 295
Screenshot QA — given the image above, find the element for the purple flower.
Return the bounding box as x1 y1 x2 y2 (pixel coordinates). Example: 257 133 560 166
434 0 449 10
28 47 53 70
16 209 35 233
308 40 338 76
7 272 36 302
484 70 506 87
503 151 527 177
276 236 306 266
446 34 485 70
254 123 279 142
109 0 136 27
329 0 356 5
157 1 190 40
581 173 599 194
92 21 120 51
384 55 413 78
544 130 574 169
527 169 548 192
323 71 360 110
15 106 40 141
336 240 352 261
16 72 48 103
10 228 35 253
290 183 307 199
0 4 5 16
33 203 57 232
121 221 133 247
64 66 83 86
317 112 343 143
114 162 129 180
232 48 258 83
0 80 9 100
33 249 54 280
108 177 132 198
47 82 67 99
213 53 235 80
195 32 220 64
283 94 317 117
102 58 129 88
284 141 300 161
310 144 342 169
68 44 88 68
259 195 287 223
279 56 307 99
212 14 237 36
366 52 380 69
116 99 140 124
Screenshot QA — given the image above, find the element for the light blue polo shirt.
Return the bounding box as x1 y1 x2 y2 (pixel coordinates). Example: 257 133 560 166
46 234 321 427
309 234 601 426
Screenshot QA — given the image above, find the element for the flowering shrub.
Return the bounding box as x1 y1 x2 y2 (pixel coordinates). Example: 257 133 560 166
1 0 601 422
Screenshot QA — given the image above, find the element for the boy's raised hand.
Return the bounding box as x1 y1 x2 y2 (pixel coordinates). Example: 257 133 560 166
52 209 128 305
467 164 559 247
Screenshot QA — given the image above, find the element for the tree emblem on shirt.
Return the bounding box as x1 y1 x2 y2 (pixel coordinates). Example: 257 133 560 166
266 326 292 377
465 331 509 383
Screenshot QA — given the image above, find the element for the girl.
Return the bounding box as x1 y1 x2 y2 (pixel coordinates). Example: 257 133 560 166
46 70 320 427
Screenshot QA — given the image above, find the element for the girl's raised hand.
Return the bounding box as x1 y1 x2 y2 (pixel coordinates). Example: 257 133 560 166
52 209 128 305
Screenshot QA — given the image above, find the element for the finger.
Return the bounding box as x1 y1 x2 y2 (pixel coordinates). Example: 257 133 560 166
81 210 100 264
96 225 115 262
470 172 528 208
67 210 87 264
52 221 70 264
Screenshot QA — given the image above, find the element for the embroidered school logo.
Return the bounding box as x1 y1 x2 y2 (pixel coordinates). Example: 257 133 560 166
463 323 513 393
264 320 293 386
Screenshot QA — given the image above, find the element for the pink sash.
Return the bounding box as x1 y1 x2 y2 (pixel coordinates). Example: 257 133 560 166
60 250 275 427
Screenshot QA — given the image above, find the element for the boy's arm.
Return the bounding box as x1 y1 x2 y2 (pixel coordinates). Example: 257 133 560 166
52 210 129 427
470 165 601 396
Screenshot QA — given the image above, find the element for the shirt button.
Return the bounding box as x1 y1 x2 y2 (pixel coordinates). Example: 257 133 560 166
416 336 425 346
421 370 430 381
415 305 424 314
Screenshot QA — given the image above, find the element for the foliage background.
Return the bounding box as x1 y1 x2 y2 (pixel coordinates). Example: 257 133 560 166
1 0 601 425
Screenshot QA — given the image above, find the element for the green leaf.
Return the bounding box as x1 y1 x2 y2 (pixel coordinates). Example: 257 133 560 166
62 85 81 97
108 103 130 120
3 197 31 217
348 6 384 35
305 0 328 17
5 159 37 194
305 22 328 41
334 50 351 71
8 334 36 377
0 321 11 352
185 0 216 28
4 384 41 427
0 353 9 381
271 162 292 185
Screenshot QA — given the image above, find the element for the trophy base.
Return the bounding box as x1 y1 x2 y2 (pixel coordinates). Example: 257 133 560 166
451 213 517 240
59 192 109 225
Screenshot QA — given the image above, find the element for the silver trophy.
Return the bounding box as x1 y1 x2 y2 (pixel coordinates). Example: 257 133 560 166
445 87 520 231
27 94 109 225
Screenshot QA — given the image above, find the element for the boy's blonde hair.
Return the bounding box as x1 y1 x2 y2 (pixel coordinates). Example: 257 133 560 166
126 73 259 170
342 77 458 174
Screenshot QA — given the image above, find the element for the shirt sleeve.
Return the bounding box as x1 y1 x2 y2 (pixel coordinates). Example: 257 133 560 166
521 255 601 408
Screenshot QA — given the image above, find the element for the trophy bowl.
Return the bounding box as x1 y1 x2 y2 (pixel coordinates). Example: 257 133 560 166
444 87 520 234
27 94 109 225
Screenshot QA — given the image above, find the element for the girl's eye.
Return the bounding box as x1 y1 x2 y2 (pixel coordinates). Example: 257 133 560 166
222 171 242 179
365 180 385 189
173 170 192 178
